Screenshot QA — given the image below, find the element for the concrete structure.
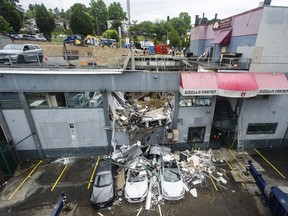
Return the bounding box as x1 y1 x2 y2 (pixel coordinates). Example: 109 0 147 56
1 4 288 161
189 5 288 72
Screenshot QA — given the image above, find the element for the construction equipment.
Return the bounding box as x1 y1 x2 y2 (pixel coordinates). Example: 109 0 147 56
64 34 85 46
246 160 288 216
50 192 67 216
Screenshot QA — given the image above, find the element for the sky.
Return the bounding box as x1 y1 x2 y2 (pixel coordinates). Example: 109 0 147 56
19 0 288 23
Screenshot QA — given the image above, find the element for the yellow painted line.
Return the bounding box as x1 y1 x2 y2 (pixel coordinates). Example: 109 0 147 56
254 148 286 179
209 176 218 191
229 149 246 171
51 164 68 191
219 150 234 171
87 156 100 190
8 160 43 200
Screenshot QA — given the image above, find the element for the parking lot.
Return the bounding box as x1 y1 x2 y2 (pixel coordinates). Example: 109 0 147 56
0 147 287 216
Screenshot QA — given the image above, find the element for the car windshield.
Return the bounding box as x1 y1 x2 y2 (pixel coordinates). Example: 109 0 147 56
3 44 23 50
94 173 113 187
127 170 146 183
163 168 181 182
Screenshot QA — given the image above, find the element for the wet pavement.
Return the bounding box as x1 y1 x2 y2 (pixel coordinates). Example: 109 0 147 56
0 147 287 216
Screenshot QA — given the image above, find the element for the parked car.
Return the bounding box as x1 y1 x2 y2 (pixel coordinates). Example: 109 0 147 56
35 35 47 42
125 164 148 203
160 158 185 201
0 44 44 64
90 159 115 208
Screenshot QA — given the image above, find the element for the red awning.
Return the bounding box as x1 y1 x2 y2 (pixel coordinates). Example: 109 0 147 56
216 73 258 91
212 29 232 46
180 72 218 96
180 72 288 98
255 73 288 94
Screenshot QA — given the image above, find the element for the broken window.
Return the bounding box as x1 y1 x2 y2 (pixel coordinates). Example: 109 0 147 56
0 92 22 109
187 127 205 143
179 96 212 107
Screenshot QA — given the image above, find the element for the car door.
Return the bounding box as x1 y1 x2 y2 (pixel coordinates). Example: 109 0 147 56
27 45 38 61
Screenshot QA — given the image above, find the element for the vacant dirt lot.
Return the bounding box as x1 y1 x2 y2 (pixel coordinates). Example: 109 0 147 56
13 41 130 66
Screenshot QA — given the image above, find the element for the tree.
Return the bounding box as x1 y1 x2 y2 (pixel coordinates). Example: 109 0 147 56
108 2 126 21
0 0 22 32
168 28 180 47
89 0 108 35
102 29 119 41
0 16 13 32
179 12 191 30
69 3 94 36
35 4 56 41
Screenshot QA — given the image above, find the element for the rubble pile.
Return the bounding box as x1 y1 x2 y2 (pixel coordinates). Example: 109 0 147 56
110 92 174 140
104 143 229 212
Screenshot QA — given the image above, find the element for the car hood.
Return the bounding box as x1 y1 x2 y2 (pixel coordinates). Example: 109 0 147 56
125 179 148 198
0 50 21 55
90 183 114 203
162 180 184 197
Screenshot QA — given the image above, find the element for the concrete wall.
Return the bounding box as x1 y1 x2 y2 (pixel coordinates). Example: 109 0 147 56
242 95 288 148
2 110 35 150
177 97 216 149
3 108 109 159
250 6 288 72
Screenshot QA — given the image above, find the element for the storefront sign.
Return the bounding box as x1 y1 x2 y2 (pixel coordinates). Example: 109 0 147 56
212 17 232 30
258 89 288 95
182 89 217 96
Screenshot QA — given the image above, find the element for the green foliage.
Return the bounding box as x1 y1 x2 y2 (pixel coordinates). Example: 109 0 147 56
108 2 126 21
35 4 56 41
179 12 191 29
153 38 159 45
0 0 22 32
168 28 180 47
89 0 108 35
69 3 94 36
102 29 119 41
0 16 13 32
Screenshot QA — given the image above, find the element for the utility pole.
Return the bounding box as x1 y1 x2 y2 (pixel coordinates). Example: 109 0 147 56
126 0 131 40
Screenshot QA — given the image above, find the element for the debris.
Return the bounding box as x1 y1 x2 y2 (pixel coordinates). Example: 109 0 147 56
192 179 202 185
98 212 104 216
145 176 157 210
220 177 227 184
158 204 163 216
190 188 198 198
116 169 125 189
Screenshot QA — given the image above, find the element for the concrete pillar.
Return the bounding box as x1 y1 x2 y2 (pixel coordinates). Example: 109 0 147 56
101 91 112 149
172 92 180 129
18 92 44 158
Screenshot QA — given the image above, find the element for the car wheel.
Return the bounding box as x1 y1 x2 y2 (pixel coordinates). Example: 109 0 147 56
17 55 25 64
39 56 43 63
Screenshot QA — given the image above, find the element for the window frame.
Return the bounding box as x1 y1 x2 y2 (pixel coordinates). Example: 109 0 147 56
246 123 278 134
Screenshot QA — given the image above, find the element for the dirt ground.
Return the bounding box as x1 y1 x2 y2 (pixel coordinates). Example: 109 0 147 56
13 41 130 66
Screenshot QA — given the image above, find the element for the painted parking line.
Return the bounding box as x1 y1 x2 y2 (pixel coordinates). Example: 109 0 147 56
87 156 100 190
209 176 218 191
8 160 43 200
254 148 286 179
228 149 246 171
51 164 68 191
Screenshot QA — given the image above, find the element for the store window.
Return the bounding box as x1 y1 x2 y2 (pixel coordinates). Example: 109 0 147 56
179 96 212 107
187 127 205 143
247 123 277 134
0 93 22 109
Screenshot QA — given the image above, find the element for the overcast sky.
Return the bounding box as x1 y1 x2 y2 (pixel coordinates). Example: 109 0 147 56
19 0 288 23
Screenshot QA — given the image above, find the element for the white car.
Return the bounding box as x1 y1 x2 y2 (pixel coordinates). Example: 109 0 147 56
0 44 43 64
160 159 185 201
125 166 148 203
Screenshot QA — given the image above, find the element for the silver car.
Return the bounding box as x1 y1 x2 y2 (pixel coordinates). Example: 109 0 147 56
0 44 44 64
